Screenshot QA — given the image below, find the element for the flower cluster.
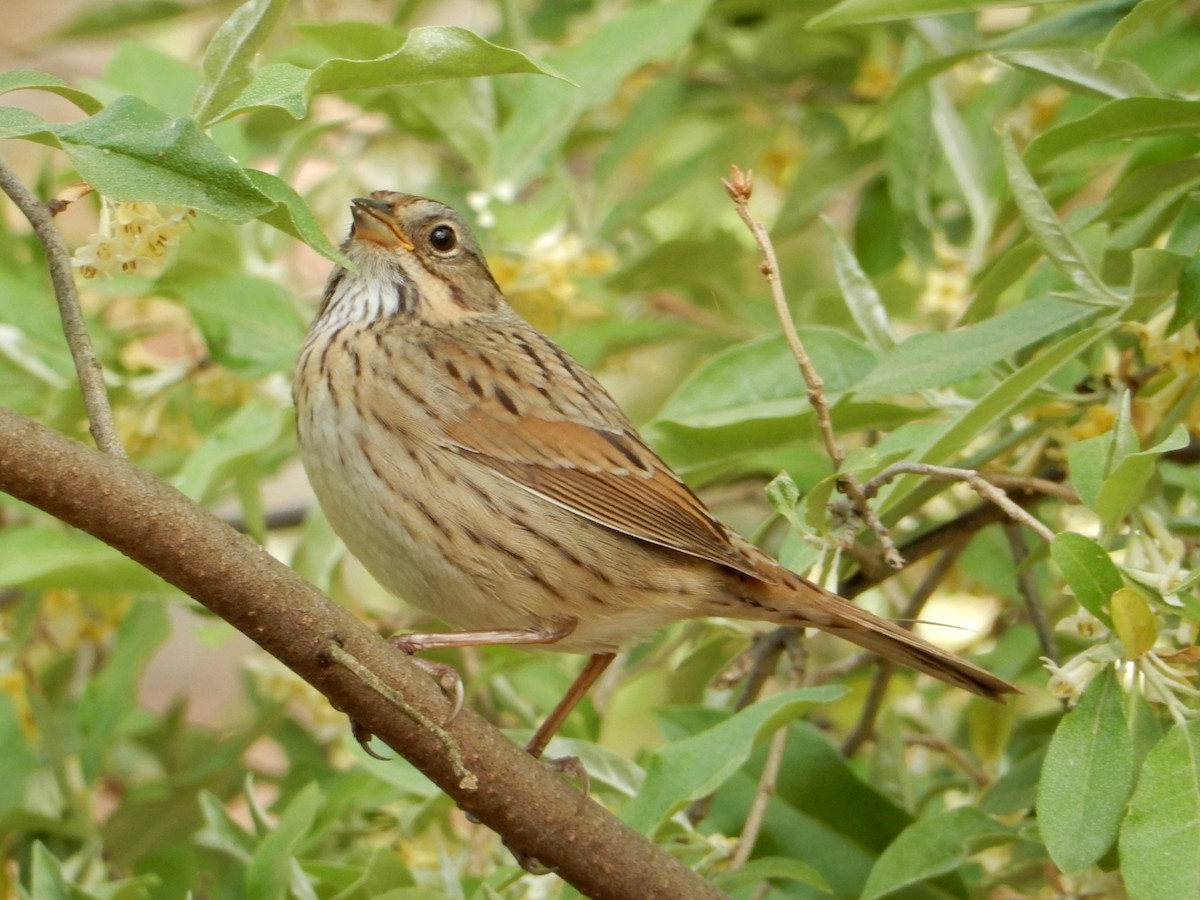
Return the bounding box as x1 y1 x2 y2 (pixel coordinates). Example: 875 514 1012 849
490 230 615 332
72 200 193 279
1044 602 1200 723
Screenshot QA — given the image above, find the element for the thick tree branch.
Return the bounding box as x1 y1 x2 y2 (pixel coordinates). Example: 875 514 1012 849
0 405 725 900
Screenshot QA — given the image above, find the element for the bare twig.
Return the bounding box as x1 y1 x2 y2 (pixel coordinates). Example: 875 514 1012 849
722 165 902 569
810 650 875 686
841 545 965 756
978 471 1079 504
730 726 789 870
0 156 123 456
1003 523 1059 663
841 483 1054 599
712 625 792 698
730 634 805 870
905 734 991 789
689 628 799 826
863 462 1056 545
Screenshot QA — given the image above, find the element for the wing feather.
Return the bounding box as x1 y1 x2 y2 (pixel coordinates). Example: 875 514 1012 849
442 408 767 579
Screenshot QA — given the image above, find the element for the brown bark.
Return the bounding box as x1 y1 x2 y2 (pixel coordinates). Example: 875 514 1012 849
0 405 727 900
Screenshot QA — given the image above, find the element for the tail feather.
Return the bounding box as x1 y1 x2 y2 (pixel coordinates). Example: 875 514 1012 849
755 577 1018 701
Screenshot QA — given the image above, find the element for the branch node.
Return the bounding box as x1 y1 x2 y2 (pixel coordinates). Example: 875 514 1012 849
723 167 902 566
325 642 479 791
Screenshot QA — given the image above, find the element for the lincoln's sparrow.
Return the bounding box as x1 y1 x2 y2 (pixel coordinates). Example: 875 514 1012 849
294 192 1016 756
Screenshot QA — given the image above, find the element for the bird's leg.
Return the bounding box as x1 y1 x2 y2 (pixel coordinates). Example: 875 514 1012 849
526 651 616 759
388 622 577 723
349 623 577 759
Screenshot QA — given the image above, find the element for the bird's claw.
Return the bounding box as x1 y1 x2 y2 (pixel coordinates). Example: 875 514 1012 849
351 720 391 760
387 636 466 725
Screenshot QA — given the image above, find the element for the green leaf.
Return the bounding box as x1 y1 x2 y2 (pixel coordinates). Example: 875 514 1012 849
0 694 40 819
1037 669 1133 875
173 400 291 501
494 0 712 187
308 25 569 94
104 40 203 117
79 600 172 779
55 0 188 38
214 25 564 124
861 807 1009 900
28 844 71 900
1095 426 1189 533
193 0 290 126
1067 432 1110 510
245 783 322 900
1119 720 1200 900
1129 247 1189 311
854 297 1096 400
714 856 830 894
878 322 1110 515
995 49 1162 99
0 525 170 593
0 106 59 143
701 719 921 897
245 169 350 265
1073 398 1191 533
1098 0 1178 58
1051 532 1121 627
654 331 876 429
1168 254 1200 336
932 82 993 264
622 686 845 834
172 274 307 376
216 63 310 121
774 142 881 238
1025 98 1200 169
809 0 1066 30
0 69 102 114
823 218 896 352
53 95 273 221
299 20 408 58
199 792 255 861
1001 130 1118 305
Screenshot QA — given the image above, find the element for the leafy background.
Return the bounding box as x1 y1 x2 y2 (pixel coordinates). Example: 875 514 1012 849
2 0 1199 897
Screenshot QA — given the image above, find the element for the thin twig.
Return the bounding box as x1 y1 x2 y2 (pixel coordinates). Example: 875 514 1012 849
730 634 805 870
905 734 991 789
689 628 796 826
0 156 123 456
722 165 902 569
810 650 875 686
977 471 1079 504
730 726 788 870
712 626 791 698
841 484 1053 599
863 462 1056 544
1003 522 1059 663
841 545 965 755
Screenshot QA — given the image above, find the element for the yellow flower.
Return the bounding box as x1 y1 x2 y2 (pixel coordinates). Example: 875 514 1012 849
853 59 894 100
72 199 193 280
0 669 37 739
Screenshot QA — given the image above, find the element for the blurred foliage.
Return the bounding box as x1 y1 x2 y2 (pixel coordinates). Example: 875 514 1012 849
2 0 1200 897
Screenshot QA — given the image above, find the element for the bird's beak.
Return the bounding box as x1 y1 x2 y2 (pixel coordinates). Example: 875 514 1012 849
350 197 414 251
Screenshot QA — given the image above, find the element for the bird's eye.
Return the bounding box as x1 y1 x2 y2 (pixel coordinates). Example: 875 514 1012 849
429 224 458 253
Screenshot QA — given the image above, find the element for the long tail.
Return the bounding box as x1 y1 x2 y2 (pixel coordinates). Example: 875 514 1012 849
754 576 1018 701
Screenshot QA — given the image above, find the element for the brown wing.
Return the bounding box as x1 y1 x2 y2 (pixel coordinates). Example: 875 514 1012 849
442 407 769 579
